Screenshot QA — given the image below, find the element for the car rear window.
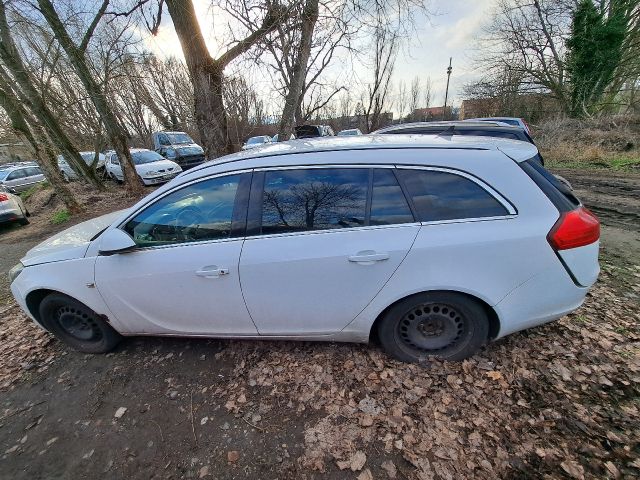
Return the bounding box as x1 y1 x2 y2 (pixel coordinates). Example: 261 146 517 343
520 158 580 212
396 169 509 222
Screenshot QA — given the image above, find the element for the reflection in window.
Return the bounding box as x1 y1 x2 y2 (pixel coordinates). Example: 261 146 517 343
124 175 240 246
370 169 414 225
397 169 508 222
262 169 368 234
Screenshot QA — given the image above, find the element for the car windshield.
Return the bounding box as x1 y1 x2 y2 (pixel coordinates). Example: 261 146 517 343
247 136 266 145
0 169 11 180
166 133 194 144
131 151 164 165
80 152 101 164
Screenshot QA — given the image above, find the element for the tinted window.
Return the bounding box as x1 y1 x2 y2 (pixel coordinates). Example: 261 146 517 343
6 169 26 180
457 129 524 141
370 169 414 225
262 168 368 234
520 158 580 212
124 174 240 246
397 169 508 221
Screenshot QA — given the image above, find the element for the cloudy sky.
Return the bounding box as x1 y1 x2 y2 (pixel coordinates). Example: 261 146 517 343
141 0 499 112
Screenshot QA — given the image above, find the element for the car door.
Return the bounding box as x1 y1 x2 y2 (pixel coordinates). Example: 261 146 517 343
239 166 421 335
108 153 124 180
95 172 258 335
4 168 28 192
24 166 45 187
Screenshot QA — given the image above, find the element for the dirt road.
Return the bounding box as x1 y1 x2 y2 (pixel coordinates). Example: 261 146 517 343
0 170 638 480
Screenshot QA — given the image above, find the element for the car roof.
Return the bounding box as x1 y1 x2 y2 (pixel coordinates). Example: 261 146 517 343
180 134 538 180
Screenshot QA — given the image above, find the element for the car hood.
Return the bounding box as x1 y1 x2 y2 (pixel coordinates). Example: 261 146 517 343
22 210 126 266
176 144 204 155
135 160 181 177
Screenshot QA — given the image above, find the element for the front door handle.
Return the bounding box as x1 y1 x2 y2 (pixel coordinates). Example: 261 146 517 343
195 266 229 278
348 251 390 264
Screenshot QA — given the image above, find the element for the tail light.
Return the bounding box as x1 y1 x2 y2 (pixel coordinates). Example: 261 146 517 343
547 207 600 250
522 119 531 134
0 193 8 202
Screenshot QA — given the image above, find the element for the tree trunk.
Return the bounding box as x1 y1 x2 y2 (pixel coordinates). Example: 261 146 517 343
0 86 82 213
37 0 143 195
278 0 319 141
0 1 102 189
165 0 282 158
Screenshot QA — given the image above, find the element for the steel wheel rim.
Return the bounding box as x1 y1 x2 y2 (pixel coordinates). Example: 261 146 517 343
56 306 102 341
396 302 466 354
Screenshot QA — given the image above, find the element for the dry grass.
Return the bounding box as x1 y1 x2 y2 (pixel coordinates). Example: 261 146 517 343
536 115 640 170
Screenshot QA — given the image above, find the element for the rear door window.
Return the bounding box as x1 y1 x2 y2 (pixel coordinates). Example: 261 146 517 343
396 169 509 222
261 168 368 234
6 169 26 180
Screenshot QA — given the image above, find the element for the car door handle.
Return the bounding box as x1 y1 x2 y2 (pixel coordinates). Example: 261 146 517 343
195 267 229 278
348 251 390 264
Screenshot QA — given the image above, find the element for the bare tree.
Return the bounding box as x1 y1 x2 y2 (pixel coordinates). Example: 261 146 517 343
409 75 421 119
362 27 397 132
36 0 143 194
396 79 408 122
423 76 432 108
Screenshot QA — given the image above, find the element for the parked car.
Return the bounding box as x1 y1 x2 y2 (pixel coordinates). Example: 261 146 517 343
153 131 205 170
373 121 545 167
271 133 295 142
0 163 46 193
294 124 335 139
105 149 182 186
0 184 29 226
337 128 363 136
57 152 106 181
9 135 599 363
465 117 531 134
242 135 273 150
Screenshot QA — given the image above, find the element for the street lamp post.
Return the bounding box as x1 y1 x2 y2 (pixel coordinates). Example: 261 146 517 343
443 57 452 120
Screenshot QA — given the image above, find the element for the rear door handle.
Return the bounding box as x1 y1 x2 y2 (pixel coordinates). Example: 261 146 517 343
195 266 229 278
348 251 390 264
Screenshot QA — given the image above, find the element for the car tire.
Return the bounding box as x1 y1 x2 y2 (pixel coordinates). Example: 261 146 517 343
377 292 489 363
39 293 122 354
18 215 29 226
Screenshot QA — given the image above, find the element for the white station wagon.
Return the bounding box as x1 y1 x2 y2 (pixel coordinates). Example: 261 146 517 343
9 136 600 363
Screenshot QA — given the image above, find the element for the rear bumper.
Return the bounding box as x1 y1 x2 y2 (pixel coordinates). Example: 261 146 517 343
0 209 23 224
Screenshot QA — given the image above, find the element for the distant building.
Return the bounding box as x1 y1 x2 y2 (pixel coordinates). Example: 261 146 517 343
460 94 561 122
410 106 453 121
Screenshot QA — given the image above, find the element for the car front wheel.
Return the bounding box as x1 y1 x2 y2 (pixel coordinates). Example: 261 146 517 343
39 293 122 353
377 292 489 363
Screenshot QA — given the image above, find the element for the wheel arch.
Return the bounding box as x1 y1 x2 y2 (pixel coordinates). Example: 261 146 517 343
369 289 501 343
25 288 57 327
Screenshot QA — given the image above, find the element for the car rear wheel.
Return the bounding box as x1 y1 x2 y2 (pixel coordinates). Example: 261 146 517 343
377 292 489 363
39 293 122 353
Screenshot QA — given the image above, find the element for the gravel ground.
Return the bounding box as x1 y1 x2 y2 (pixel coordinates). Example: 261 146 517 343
0 170 638 480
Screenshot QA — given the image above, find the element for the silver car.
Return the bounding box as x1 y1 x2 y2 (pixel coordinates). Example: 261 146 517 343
0 184 29 226
58 152 106 181
0 163 46 193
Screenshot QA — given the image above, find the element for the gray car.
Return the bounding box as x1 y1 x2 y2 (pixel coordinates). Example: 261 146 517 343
0 163 46 193
0 184 29 226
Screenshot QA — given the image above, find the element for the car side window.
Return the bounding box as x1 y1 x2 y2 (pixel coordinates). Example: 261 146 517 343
111 155 120 166
25 167 42 176
396 169 508 222
370 169 414 225
6 169 26 180
261 168 368 234
123 174 241 246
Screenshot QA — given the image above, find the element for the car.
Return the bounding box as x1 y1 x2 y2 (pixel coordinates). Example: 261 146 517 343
337 128 363 136
57 152 106 181
0 163 46 193
465 117 531 134
242 135 273 150
271 133 295 142
294 124 335 139
0 184 29 226
9 135 599 363
104 149 182 186
373 121 544 166
153 131 205 170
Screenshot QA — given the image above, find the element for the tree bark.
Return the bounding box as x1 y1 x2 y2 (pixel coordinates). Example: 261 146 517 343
36 0 143 195
165 0 282 158
0 86 82 213
277 0 319 141
0 1 102 190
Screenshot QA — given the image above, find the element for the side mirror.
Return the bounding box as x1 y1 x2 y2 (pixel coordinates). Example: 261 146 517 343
98 229 137 256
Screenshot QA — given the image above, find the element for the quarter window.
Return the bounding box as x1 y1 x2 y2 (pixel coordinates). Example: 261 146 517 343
370 169 414 225
261 168 368 234
124 174 241 246
397 169 508 222
6 169 26 180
